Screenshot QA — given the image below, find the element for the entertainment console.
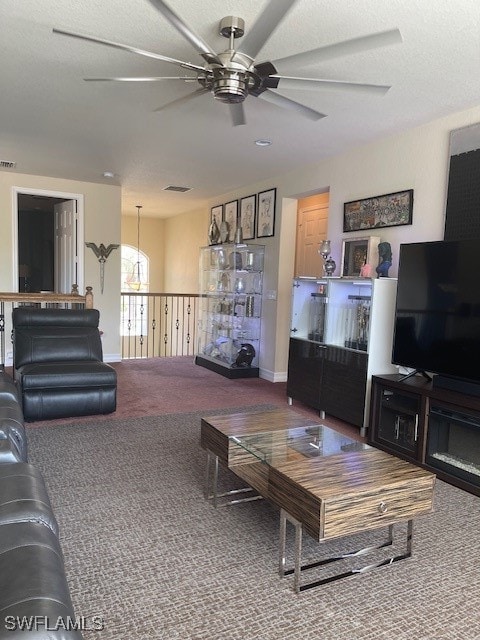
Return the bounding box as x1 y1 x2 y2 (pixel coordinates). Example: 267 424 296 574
369 373 480 497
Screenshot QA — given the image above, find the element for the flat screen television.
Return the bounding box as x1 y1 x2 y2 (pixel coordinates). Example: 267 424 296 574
392 239 480 390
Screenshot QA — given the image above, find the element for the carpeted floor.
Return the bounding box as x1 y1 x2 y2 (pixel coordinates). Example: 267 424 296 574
27 408 480 640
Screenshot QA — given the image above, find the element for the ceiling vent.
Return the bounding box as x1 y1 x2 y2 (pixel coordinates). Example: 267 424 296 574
163 185 192 193
0 160 17 169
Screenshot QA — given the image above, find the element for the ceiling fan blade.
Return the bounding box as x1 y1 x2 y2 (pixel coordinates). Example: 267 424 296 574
257 89 326 121
84 76 198 82
153 87 210 112
273 75 391 95
229 103 246 127
270 28 403 70
146 0 222 66
52 28 205 73
236 0 298 60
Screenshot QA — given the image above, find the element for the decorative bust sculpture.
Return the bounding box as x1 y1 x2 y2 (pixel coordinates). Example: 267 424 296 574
376 242 392 278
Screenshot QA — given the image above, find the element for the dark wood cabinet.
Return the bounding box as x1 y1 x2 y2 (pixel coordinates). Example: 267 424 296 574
286 338 324 410
369 374 480 497
287 340 368 425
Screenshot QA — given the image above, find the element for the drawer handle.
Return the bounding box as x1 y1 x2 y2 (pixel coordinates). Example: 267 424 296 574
378 501 388 514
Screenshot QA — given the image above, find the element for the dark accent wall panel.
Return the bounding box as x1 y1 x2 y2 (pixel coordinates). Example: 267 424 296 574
444 149 480 240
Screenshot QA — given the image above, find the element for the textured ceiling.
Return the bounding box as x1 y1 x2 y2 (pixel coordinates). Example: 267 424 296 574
1 0 480 218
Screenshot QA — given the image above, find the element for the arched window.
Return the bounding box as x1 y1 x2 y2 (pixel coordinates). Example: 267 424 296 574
120 245 149 336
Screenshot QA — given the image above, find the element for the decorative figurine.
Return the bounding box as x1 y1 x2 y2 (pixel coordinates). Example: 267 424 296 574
85 242 119 294
376 242 392 278
235 343 255 367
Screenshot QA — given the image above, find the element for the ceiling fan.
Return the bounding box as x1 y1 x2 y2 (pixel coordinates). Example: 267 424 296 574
53 0 402 126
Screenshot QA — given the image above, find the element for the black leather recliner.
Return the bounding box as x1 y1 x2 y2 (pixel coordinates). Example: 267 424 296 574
12 308 117 421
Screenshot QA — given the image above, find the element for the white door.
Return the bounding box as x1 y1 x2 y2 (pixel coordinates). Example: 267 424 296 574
295 193 329 277
54 200 77 293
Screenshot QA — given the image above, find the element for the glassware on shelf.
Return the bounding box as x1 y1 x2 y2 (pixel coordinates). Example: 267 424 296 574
344 295 371 351
308 289 327 342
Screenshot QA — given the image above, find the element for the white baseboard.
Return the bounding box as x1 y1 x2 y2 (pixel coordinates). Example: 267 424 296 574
259 368 288 383
104 353 122 363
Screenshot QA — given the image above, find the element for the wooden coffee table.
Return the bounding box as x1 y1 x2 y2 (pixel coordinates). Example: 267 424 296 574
201 408 436 592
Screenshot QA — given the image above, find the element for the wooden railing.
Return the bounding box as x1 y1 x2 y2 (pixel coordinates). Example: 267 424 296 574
0 288 199 365
0 286 94 366
120 292 199 359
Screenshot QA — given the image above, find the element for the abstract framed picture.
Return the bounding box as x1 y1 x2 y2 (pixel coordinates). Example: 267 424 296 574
224 199 238 242
343 189 413 232
256 188 276 238
239 194 256 240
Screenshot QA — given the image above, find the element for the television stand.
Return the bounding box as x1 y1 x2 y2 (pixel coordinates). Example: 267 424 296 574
397 369 432 383
369 373 480 497
432 375 480 397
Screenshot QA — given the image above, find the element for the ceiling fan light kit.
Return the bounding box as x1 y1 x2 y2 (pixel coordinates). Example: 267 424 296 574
53 0 402 127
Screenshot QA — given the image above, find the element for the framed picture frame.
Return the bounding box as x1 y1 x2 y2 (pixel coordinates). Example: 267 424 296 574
343 189 413 233
224 200 238 242
210 204 223 227
256 188 276 238
341 236 380 277
239 194 256 240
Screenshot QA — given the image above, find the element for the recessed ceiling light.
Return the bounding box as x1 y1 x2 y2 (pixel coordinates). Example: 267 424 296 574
255 139 272 147
103 171 115 178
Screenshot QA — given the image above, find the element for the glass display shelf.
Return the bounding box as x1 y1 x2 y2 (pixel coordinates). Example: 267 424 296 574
196 243 264 378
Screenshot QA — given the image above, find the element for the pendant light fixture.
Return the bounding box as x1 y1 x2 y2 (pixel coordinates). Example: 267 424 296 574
129 204 145 291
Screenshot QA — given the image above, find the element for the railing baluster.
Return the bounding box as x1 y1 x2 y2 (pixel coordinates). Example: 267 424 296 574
120 292 198 360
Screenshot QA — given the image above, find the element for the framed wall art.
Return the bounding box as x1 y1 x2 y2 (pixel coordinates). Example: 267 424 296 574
211 204 223 227
224 200 238 242
341 236 380 277
343 189 413 233
256 188 276 238
239 194 256 240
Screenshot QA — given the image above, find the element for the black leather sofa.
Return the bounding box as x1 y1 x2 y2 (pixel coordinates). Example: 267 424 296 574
12 307 117 421
0 371 84 639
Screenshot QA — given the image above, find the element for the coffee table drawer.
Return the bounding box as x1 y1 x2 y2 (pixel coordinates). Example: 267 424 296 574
323 479 435 540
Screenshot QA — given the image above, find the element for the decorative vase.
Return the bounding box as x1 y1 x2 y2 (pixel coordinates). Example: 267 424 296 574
208 218 220 245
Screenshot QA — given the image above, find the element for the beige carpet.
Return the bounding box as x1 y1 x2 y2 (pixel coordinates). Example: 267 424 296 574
27 409 480 640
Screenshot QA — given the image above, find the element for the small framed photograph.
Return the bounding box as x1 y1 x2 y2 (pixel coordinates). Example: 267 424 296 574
224 200 238 242
341 236 380 277
256 188 276 238
239 194 256 240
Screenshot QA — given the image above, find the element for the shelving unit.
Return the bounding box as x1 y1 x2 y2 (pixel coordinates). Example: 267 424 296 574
287 276 398 432
195 243 264 378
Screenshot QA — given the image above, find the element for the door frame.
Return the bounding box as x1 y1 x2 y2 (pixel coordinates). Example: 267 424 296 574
12 186 85 293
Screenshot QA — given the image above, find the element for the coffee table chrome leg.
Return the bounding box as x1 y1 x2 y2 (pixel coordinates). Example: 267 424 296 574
204 449 262 508
204 450 212 500
280 511 415 592
279 510 303 593
293 516 303 594
279 509 287 577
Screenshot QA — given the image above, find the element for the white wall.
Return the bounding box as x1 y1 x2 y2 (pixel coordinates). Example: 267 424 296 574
0 172 121 361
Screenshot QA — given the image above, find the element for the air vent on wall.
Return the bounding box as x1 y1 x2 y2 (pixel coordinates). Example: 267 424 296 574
163 185 192 193
0 160 17 169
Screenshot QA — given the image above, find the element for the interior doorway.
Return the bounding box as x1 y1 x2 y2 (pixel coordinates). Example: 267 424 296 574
295 191 329 277
13 188 84 294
